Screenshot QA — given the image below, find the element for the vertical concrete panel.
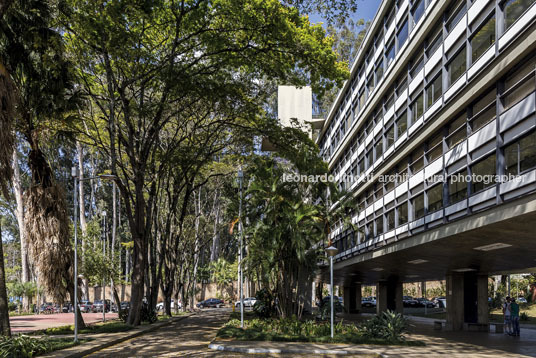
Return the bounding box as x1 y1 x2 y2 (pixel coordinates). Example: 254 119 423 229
395 281 404 314
376 282 388 314
478 275 489 325
446 273 465 331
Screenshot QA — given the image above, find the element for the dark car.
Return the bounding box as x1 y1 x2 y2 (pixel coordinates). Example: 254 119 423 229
62 303 73 313
92 299 111 312
79 300 93 313
403 296 419 307
361 296 377 307
196 298 224 308
416 297 435 308
120 301 130 311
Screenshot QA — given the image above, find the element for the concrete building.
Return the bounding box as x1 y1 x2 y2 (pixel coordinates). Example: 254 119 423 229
317 0 536 330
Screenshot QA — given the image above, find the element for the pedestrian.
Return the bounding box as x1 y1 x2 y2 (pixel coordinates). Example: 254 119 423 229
503 296 512 335
510 298 520 336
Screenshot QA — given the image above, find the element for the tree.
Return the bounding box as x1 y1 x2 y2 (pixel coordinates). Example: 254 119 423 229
65 0 348 325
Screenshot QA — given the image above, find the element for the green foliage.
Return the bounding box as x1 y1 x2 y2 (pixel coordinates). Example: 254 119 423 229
0 335 51 358
361 310 409 342
218 315 422 346
319 299 345 320
521 312 529 321
140 302 157 324
253 288 276 318
44 321 131 335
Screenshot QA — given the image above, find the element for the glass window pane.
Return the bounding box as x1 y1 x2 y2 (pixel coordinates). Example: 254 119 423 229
375 217 384 235
446 0 467 32
412 0 425 26
504 0 536 30
386 209 395 231
376 59 384 82
411 93 424 123
504 141 519 176
375 137 384 159
471 154 496 193
397 202 408 226
386 41 395 67
519 131 536 172
413 192 425 219
471 15 496 62
396 111 408 138
504 63 536 110
398 18 409 49
448 47 467 86
449 170 467 203
426 75 442 108
427 184 443 212
386 124 395 148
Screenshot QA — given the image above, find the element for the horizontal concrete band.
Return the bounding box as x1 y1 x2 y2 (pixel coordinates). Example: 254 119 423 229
208 342 383 356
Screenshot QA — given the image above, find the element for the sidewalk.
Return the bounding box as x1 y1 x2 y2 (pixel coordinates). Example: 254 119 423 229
40 314 192 358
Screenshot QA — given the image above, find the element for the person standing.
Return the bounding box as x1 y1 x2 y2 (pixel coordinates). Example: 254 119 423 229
510 298 520 336
503 296 512 335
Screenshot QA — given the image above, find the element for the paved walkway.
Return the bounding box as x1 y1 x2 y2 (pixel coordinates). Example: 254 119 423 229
9 313 119 333
87 309 230 357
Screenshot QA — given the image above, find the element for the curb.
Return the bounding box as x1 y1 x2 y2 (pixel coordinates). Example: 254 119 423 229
208 342 384 356
42 314 192 358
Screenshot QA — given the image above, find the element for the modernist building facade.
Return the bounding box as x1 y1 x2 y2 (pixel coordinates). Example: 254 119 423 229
317 0 536 330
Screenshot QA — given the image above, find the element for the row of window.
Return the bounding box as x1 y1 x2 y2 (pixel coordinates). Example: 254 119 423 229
331 56 536 248
322 0 536 174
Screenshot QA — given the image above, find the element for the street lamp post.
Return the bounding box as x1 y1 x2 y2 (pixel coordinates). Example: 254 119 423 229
237 168 244 329
102 210 106 323
71 168 117 343
325 245 339 339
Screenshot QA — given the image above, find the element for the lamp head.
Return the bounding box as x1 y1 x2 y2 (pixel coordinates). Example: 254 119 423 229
325 245 338 257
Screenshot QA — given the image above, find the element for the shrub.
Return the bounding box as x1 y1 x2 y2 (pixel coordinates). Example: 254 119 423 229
141 302 157 323
361 310 409 342
0 335 51 358
520 312 529 321
253 288 276 318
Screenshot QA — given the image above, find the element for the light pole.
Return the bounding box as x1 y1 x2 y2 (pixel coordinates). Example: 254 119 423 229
325 245 338 339
102 210 107 323
237 168 244 328
71 168 117 342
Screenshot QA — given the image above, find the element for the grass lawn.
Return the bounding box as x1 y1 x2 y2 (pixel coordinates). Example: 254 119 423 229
46 337 91 352
40 320 133 335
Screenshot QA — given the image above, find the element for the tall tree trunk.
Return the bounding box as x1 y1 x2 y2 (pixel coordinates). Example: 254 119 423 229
13 149 29 310
0 222 11 336
210 189 220 262
77 141 87 235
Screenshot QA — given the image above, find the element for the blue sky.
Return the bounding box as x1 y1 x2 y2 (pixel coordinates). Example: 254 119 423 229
308 0 382 26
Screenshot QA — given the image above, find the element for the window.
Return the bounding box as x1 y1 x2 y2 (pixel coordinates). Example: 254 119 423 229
386 41 396 67
359 90 366 108
375 135 384 160
397 18 409 49
449 170 467 204
426 74 442 108
470 89 496 132
448 46 466 86
504 0 536 30
366 222 373 240
413 193 425 219
503 59 536 110
471 154 496 193
471 15 495 62
410 55 424 79
410 92 424 123
375 217 384 235
365 148 372 169
427 184 443 212
386 209 395 231
426 24 442 57
505 130 536 175
385 87 395 109
447 114 466 148
397 75 408 95
396 110 408 138
397 202 408 226
367 75 375 95
446 0 467 33
426 132 443 162
385 170 396 193
412 0 425 27
376 59 384 83
410 147 425 173
386 121 395 148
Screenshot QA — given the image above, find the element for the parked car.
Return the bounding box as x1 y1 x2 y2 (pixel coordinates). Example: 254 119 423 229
41 302 55 314
62 303 73 313
517 297 528 304
416 298 435 308
436 297 447 308
403 296 420 307
79 300 93 313
196 298 224 308
120 301 130 311
156 299 182 311
92 299 111 312
361 296 377 307
235 297 257 307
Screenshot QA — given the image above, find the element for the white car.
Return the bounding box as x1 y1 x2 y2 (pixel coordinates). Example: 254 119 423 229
156 299 182 311
235 297 257 307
